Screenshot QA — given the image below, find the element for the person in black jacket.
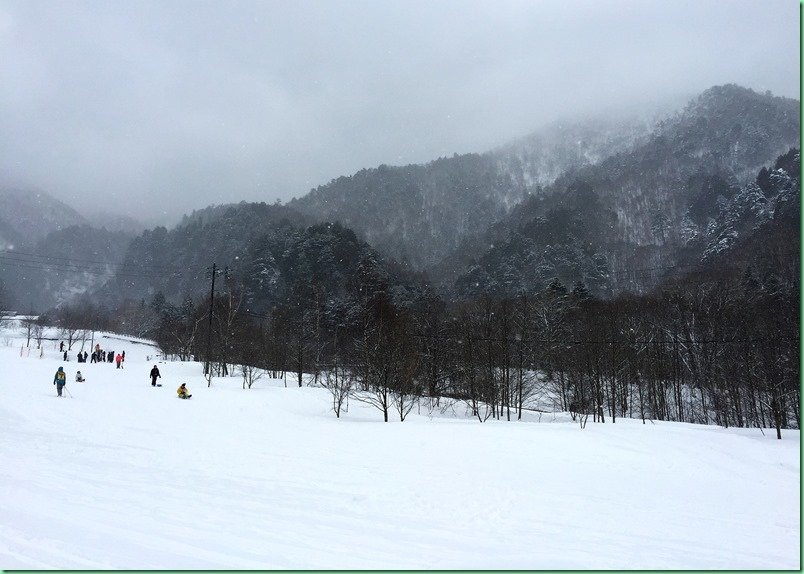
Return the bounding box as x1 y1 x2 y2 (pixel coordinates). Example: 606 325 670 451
150 365 161 386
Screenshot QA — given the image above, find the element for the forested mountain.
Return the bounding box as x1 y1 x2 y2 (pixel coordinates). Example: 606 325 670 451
4 84 797 317
0 188 88 249
444 85 800 298
96 201 424 313
451 148 800 298
84 212 146 235
289 114 654 270
0 188 137 311
243 221 423 314
0 224 134 311
96 201 312 306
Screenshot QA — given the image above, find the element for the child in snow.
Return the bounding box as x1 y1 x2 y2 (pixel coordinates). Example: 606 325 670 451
75 371 85 383
177 383 191 399
53 367 67 397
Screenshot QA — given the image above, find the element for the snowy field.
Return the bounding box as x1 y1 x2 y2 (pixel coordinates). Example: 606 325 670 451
0 323 799 569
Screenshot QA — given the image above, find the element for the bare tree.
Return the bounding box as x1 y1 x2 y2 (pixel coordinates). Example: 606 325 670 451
20 314 37 347
322 363 353 418
391 319 419 422
241 363 263 389
353 292 398 422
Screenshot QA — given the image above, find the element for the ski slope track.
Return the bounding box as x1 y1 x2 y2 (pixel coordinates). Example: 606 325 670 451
0 325 799 569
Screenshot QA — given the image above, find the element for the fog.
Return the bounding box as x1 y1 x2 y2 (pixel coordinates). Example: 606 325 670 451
0 0 799 226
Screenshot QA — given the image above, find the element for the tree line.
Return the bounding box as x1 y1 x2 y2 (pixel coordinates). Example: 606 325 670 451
41 250 799 439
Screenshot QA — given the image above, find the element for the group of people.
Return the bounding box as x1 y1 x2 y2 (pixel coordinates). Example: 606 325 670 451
52 363 191 399
89 344 125 367
58 342 126 368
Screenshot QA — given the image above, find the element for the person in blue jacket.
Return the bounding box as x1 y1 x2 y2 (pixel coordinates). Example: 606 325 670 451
53 367 67 397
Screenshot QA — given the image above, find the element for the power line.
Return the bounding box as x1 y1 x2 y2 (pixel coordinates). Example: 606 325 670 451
0 253 192 280
0 249 185 273
0 258 183 281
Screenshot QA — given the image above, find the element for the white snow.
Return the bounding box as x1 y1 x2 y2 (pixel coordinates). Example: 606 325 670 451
0 325 799 569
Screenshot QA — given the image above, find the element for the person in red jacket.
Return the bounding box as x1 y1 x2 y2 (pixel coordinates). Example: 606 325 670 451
115 353 123 369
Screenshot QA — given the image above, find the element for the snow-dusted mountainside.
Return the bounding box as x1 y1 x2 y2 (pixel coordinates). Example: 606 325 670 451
491 114 655 191
95 202 319 307
0 188 88 249
3 85 798 312
289 84 798 290
0 224 134 311
0 188 137 311
0 322 799 569
289 114 654 271
442 85 800 297
83 212 146 235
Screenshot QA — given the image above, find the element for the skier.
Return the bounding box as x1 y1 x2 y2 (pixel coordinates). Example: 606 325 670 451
150 365 161 386
115 353 122 369
177 383 191 399
75 370 85 383
53 366 67 397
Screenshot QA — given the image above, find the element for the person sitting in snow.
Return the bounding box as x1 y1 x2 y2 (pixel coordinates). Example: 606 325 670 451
176 383 191 399
53 366 67 397
75 370 85 383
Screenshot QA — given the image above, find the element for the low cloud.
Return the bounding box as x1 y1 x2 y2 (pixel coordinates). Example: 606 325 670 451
0 0 798 225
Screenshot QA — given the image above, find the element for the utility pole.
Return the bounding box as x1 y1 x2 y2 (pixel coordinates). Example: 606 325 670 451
204 262 217 376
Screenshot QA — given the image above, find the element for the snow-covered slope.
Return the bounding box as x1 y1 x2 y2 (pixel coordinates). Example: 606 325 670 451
0 325 798 569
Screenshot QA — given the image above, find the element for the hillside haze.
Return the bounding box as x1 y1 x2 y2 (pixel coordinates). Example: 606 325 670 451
0 189 136 310
442 85 800 297
0 84 799 313
87 84 799 310
290 113 655 270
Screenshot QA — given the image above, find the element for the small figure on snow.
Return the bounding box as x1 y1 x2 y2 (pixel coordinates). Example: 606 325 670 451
150 365 161 386
177 383 191 399
83 351 88 362
59 341 64 352
115 353 123 369
53 366 67 397
63 350 68 361
75 370 85 383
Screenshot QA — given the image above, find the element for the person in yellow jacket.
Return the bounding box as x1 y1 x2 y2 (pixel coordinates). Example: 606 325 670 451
53 366 67 397
177 383 192 399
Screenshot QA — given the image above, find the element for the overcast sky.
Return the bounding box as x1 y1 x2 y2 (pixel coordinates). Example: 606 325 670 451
0 0 799 225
